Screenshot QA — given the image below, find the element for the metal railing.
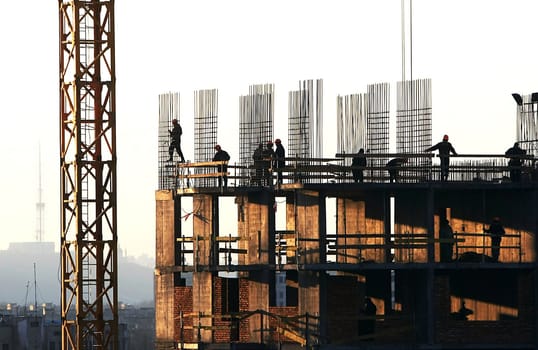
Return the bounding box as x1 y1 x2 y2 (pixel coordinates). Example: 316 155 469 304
454 232 523 263
165 154 537 190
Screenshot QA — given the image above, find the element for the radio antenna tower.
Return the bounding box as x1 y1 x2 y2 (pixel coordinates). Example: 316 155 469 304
36 144 44 242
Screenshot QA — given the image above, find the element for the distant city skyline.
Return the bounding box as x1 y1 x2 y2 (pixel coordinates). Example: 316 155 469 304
1 1 538 258
0 241 153 304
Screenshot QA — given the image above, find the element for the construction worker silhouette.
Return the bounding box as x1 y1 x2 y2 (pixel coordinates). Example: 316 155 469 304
168 119 185 162
484 217 505 262
351 148 367 183
425 135 457 181
440 219 454 262
213 145 230 189
505 142 526 182
252 143 264 186
386 158 407 183
274 139 285 184
262 141 275 186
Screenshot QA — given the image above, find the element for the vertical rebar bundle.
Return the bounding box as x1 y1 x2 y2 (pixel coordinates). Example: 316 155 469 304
288 79 323 183
516 94 538 156
158 92 180 190
396 79 432 182
367 83 391 181
194 89 219 187
239 84 275 185
336 93 367 167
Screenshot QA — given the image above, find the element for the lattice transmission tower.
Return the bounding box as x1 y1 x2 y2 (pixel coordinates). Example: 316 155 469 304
59 0 118 349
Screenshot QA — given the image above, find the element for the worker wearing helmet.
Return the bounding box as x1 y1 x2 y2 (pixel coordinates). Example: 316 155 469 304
212 144 230 189
168 119 185 162
274 139 285 184
425 135 457 181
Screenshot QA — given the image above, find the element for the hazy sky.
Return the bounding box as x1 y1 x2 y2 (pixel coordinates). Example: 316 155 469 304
1 0 537 258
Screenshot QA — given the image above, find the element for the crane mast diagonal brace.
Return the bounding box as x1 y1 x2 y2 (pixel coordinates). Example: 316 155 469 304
59 1 118 349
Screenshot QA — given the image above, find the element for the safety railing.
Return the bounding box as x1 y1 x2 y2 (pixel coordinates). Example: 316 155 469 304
177 230 526 268
177 309 320 349
454 231 523 263
167 154 537 190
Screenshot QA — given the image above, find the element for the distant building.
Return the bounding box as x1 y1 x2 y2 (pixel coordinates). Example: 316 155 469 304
0 302 152 350
275 271 286 306
0 303 60 350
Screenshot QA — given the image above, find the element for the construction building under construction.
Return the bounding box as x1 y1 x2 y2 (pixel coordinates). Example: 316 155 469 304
154 81 538 349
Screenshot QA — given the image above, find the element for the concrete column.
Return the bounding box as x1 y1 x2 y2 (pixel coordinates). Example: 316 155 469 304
294 191 320 265
529 189 538 349
288 190 327 344
383 193 392 263
192 194 215 343
336 194 386 263
336 198 365 264
236 191 274 342
155 190 176 349
426 188 435 345
394 191 429 263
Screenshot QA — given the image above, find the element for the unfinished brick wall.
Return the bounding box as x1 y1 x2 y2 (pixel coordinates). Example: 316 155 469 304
268 306 299 343
239 278 250 343
174 286 193 343
212 277 240 343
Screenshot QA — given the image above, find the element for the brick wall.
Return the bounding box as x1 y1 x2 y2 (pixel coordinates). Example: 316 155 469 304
174 286 193 343
212 277 239 343
268 306 299 343
239 278 250 343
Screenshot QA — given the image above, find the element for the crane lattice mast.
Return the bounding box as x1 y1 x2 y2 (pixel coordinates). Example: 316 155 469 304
59 0 118 348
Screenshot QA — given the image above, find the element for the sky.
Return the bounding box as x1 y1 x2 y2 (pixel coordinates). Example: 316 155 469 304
1 0 538 259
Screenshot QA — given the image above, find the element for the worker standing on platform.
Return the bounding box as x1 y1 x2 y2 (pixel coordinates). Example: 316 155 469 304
252 143 264 186
168 119 185 162
274 139 285 184
484 217 505 262
440 219 454 262
425 135 457 181
213 145 230 189
505 142 526 182
262 141 275 186
351 148 367 183
386 158 407 183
